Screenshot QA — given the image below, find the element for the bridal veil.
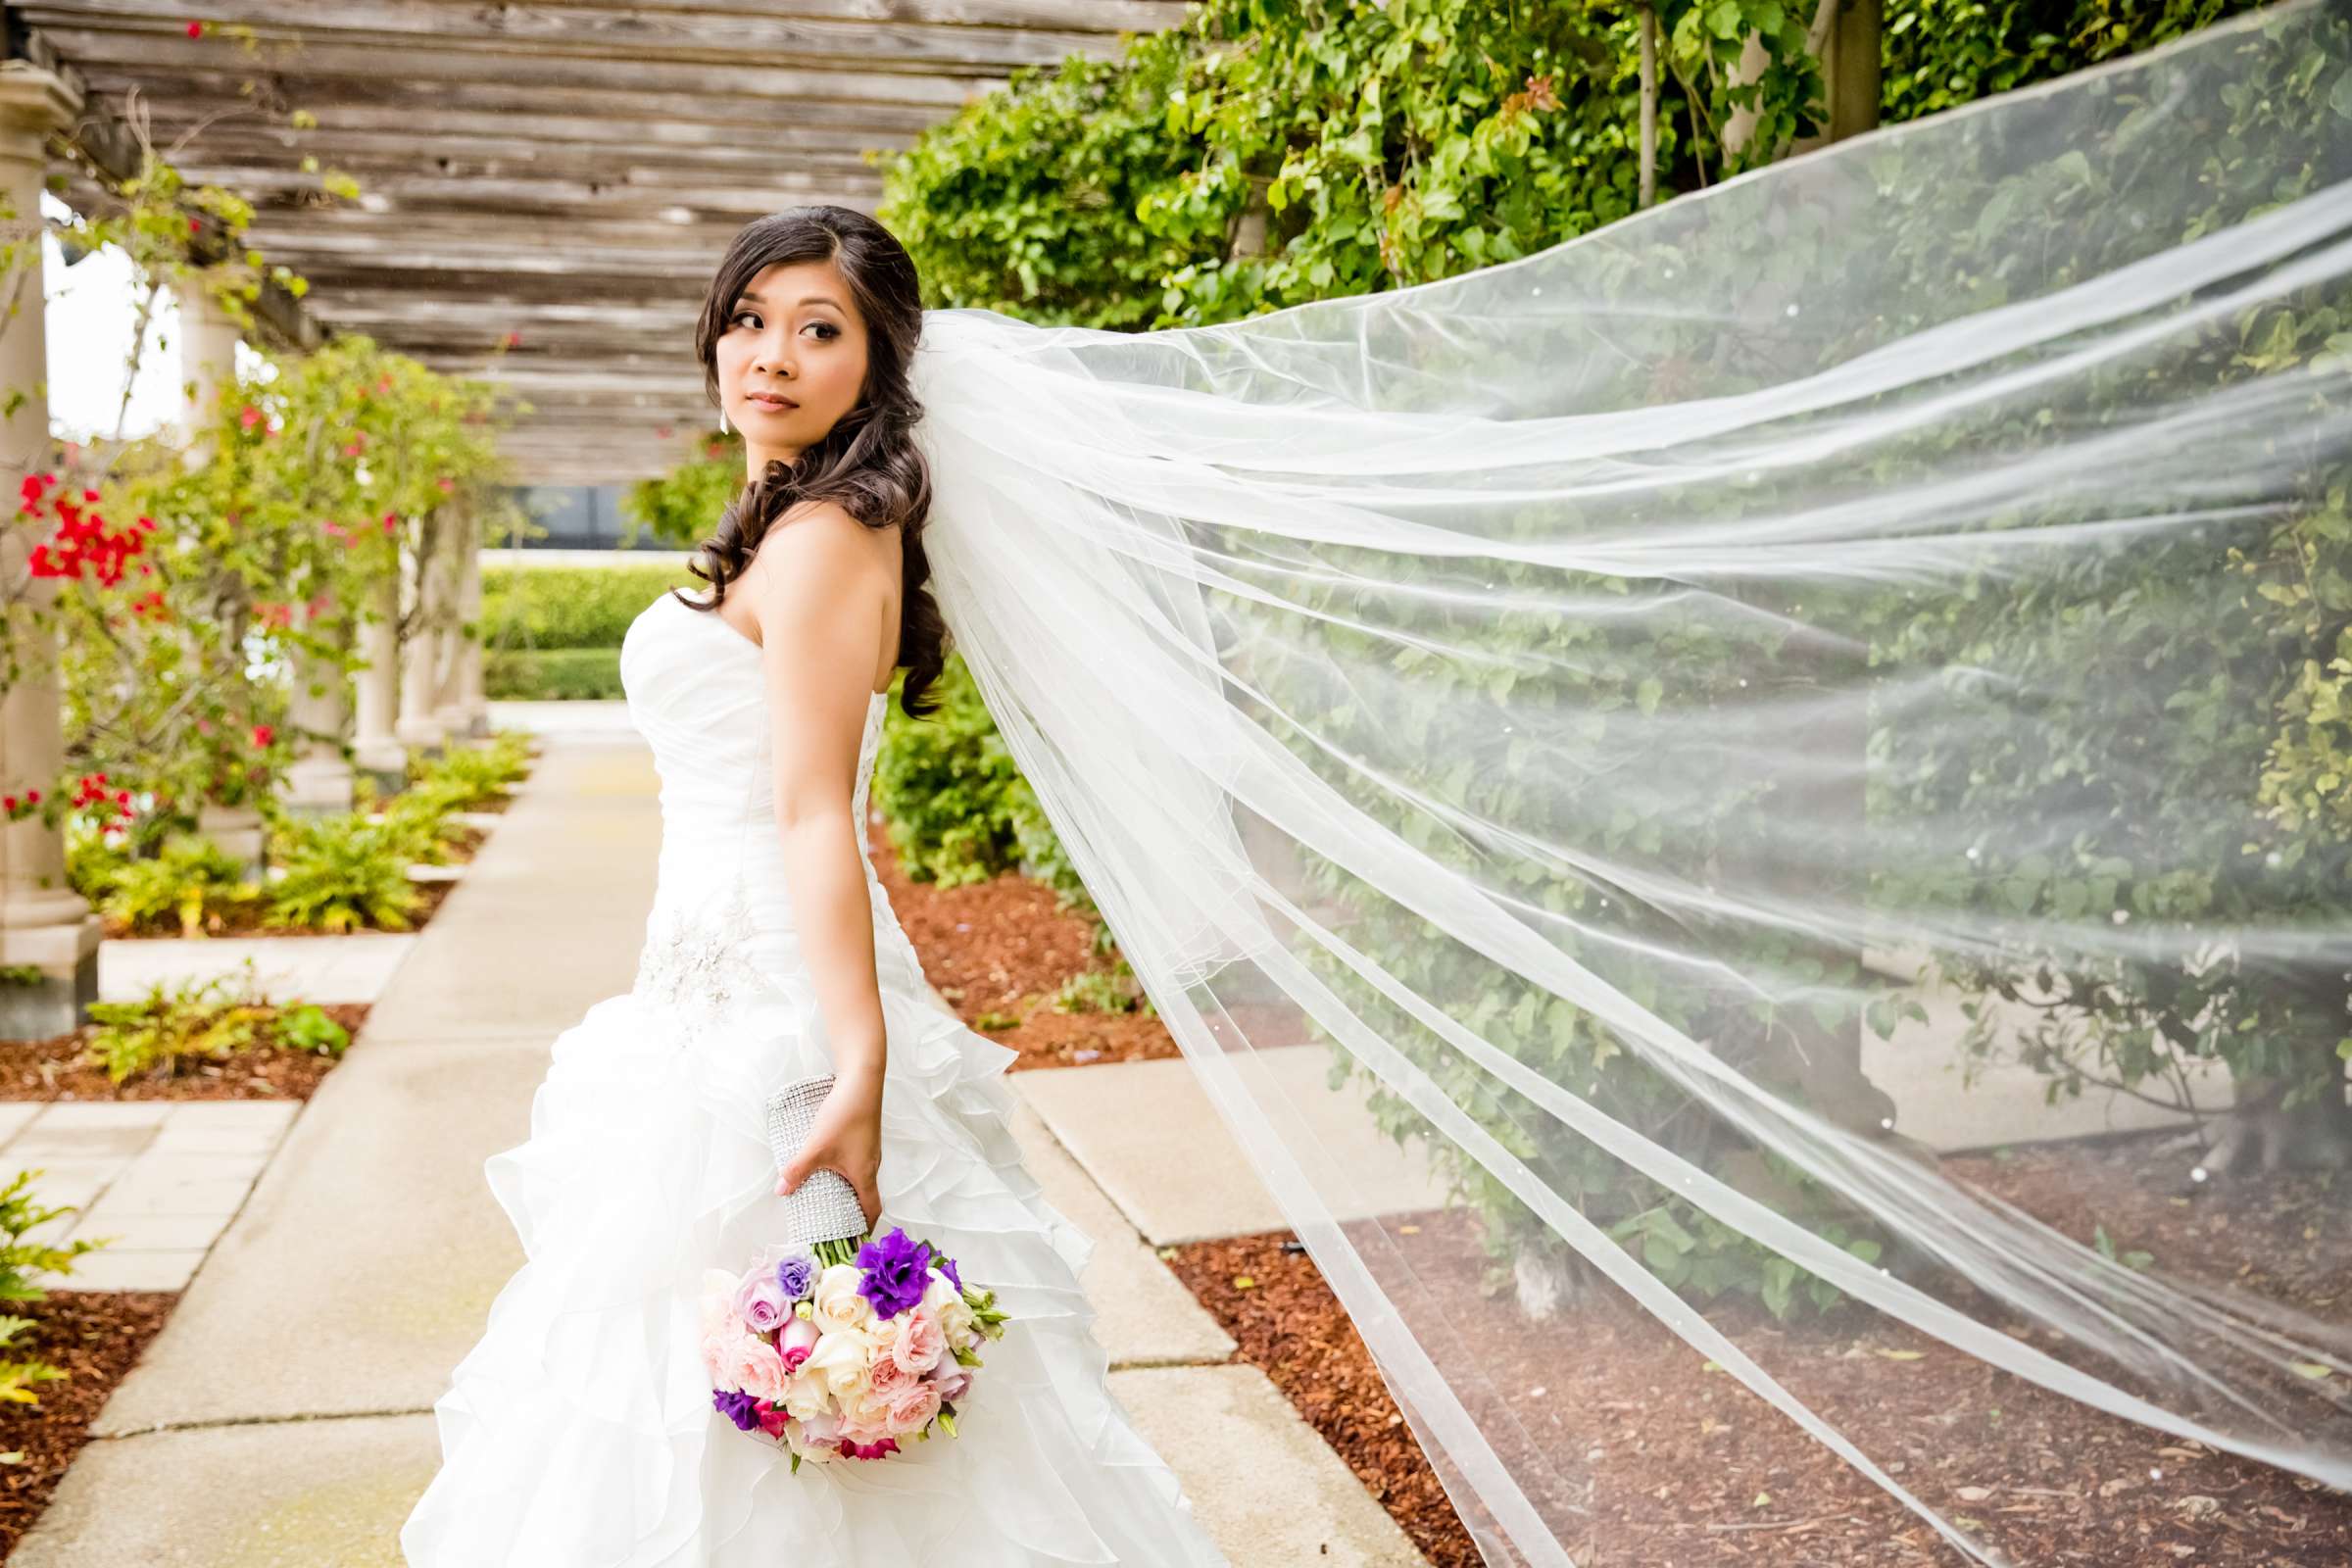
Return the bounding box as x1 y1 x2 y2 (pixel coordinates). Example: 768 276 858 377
906 5 2352 1560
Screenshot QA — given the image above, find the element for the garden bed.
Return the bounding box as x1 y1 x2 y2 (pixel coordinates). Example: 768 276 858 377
866 814 1178 1071
0 1288 177 1562
1164 1127 2352 1567
0 1004 368 1101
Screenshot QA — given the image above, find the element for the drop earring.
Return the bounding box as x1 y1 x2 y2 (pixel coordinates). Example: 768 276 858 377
718 406 729 436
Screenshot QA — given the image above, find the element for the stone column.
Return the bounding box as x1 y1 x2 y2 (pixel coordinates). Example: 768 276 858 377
176 286 266 873
352 570 406 794
0 64 103 1039
393 522 447 755
431 500 478 742
281 620 355 817
174 280 242 453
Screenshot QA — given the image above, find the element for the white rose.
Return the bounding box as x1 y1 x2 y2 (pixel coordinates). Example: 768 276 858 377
802 1327 872 1399
809 1263 874 1337
782 1365 833 1422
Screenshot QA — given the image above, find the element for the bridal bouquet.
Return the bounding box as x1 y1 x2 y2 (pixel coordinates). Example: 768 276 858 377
699 1074 1009 1469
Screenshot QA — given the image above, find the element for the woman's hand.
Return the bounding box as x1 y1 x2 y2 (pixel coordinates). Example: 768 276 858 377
774 1067 885 1234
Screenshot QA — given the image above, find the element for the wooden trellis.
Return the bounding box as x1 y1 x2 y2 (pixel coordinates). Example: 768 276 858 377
10 0 1182 482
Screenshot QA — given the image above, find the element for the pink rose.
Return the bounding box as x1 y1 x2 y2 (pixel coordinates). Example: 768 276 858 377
756 1402 792 1439
884 1378 942 1435
890 1304 947 1377
868 1352 912 1393
723 1336 794 1404
932 1363 972 1404
733 1266 791 1335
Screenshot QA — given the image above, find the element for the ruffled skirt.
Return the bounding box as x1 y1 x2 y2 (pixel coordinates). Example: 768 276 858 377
399 967 1231 1567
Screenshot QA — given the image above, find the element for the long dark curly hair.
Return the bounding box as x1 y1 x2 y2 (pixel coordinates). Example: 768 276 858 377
678 205 948 720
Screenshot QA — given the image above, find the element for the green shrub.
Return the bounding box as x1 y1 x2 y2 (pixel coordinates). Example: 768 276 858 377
871 655 1025 887
407 729 533 808
93 835 260 938
265 811 423 933
1051 962 1152 1017
84 965 350 1084
484 647 624 701
478 564 700 651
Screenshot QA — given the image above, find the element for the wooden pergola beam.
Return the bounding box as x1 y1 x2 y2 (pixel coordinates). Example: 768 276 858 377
13 0 1180 484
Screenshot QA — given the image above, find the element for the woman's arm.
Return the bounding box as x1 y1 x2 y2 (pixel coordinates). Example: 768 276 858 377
740 502 893 1226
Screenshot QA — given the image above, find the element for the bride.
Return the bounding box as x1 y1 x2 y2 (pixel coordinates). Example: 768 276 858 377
399 209 1233 1565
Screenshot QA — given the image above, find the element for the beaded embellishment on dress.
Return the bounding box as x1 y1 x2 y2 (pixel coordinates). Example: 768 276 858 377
630 880 766 1040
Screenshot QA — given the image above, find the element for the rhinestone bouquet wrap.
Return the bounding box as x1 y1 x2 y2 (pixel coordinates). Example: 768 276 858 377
762 1073 869 1251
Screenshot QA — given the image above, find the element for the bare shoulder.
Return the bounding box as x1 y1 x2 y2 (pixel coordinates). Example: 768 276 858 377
741 501 893 632
745 502 886 582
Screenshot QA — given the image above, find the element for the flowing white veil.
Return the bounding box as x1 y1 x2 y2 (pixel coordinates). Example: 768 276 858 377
906 4 2352 1561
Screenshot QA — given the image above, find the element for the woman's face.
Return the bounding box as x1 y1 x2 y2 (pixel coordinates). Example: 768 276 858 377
715 257 869 478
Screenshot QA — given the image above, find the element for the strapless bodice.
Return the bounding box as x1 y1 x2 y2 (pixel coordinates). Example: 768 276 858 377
616 588 922 1037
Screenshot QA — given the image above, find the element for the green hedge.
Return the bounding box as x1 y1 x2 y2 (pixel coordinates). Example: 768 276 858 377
483 647 625 701
478 563 701 652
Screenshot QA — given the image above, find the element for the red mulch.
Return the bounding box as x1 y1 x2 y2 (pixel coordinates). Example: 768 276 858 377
0 1004 368 1101
865 815 1179 1071
0 1290 178 1561
1165 1130 2352 1567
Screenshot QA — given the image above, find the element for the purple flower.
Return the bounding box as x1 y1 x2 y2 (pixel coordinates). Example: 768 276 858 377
856 1226 933 1320
712 1388 762 1432
773 1250 818 1301
938 1251 961 1294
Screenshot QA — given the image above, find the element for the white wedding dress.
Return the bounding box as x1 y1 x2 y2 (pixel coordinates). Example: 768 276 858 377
399 587 1232 1566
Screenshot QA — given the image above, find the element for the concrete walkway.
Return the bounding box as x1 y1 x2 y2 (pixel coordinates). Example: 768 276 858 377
15 709 1426 1567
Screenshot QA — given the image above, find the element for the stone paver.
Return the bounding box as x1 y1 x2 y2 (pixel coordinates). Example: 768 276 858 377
1116 1363 1432 1566
1013 1045 1453 1247
8 1412 437 1568
5 1101 299 1293
98 930 416 1005
19 1370 1431 1568
1009 1096 1237 1368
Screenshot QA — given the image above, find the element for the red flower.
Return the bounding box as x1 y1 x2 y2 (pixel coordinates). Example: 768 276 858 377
502 330 522 349
251 724 275 749
188 218 201 235
115 790 131 807
2 796 16 814
436 475 455 493
24 789 38 805
186 20 202 37
240 406 261 429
